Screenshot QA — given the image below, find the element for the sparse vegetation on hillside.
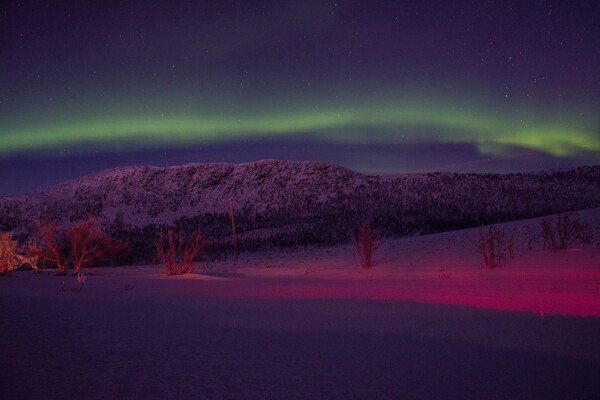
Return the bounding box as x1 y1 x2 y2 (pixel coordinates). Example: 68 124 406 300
350 221 380 269
541 210 593 251
469 224 513 269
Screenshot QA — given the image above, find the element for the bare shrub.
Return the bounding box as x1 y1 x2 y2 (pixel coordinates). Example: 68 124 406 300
541 210 592 251
469 224 511 269
0 231 19 276
71 272 87 292
350 221 380 269
156 229 208 275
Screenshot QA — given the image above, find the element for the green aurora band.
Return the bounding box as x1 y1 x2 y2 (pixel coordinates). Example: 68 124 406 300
1 97 598 158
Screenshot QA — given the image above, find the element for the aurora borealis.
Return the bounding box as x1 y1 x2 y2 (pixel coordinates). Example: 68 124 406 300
1 1 599 195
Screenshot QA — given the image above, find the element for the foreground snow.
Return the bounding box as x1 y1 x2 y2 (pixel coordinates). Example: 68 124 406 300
1 211 599 399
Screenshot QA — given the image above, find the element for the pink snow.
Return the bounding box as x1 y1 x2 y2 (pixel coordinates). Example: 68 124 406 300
1 211 599 399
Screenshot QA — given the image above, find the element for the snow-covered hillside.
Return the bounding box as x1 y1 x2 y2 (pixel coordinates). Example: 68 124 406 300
0 160 366 226
1 160 600 262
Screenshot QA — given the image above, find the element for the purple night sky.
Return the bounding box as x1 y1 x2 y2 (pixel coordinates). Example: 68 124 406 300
1 0 598 195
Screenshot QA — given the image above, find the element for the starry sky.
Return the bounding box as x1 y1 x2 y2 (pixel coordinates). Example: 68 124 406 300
1 0 599 195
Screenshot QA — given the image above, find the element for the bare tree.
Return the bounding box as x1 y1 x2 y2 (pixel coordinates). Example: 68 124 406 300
0 231 19 276
25 220 120 274
469 224 510 269
350 221 380 269
156 229 208 275
66 218 124 274
29 220 69 275
541 210 592 251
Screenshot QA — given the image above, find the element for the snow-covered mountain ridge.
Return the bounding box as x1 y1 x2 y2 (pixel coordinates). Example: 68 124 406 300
1 160 366 225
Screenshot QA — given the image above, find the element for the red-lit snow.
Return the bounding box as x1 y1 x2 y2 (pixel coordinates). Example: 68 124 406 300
2 211 599 399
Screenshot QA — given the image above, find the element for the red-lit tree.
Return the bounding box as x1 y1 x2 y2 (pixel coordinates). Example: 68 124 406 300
28 218 125 275
29 220 69 275
0 231 19 276
66 218 125 274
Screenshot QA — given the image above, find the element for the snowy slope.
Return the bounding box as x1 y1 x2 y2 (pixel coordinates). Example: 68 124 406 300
2 210 600 399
